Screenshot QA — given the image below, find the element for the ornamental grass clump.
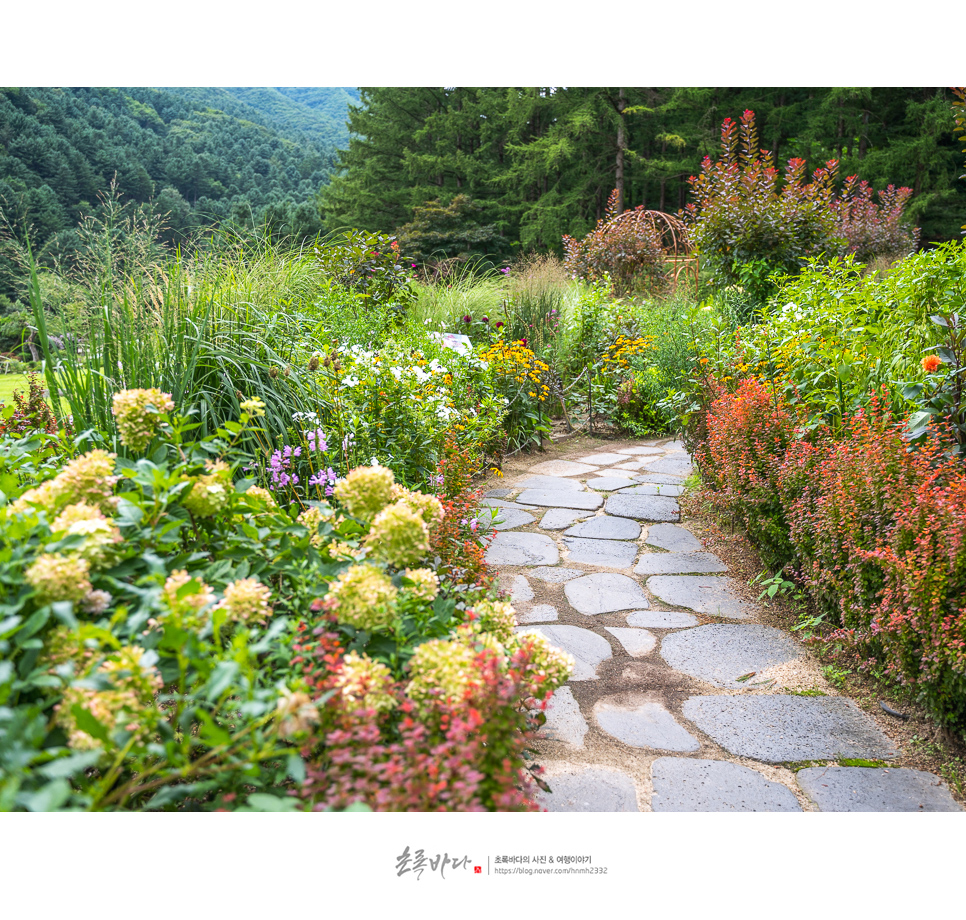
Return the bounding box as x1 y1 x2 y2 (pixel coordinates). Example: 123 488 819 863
111 388 174 451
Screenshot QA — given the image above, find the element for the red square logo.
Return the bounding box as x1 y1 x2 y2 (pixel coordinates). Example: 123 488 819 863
474 866 482 874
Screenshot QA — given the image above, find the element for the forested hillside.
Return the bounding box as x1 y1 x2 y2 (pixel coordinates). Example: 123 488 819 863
321 87 966 257
159 87 360 150
0 86 355 266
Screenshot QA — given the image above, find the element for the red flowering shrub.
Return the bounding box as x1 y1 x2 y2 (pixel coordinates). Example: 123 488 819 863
682 110 842 299
563 189 671 296
0 372 60 438
696 378 966 731
834 175 918 263
782 396 918 632
860 452 966 728
430 436 495 589
697 376 802 568
293 627 544 811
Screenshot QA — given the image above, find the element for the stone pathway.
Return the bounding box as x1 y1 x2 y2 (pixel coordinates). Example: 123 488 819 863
484 438 963 813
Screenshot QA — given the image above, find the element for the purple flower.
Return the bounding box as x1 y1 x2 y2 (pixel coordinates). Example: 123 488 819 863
481 316 489 323
462 315 472 324
307 427 328 452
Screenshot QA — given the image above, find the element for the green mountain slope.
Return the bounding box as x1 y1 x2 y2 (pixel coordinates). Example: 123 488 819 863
0 86 356 267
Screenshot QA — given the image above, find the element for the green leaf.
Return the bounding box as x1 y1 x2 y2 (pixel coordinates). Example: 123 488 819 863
197 710 231 747
38 750 103 780
23 779 72 812
245 793 301 812
70 704 112 745
287 753 306 784
204 661 240 702
339 801 372 812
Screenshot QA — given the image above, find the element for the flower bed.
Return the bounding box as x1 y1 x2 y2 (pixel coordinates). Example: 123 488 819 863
0 390 572 811
694 377 966 731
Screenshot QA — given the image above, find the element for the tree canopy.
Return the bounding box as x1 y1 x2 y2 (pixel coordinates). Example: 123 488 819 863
321 87 966 259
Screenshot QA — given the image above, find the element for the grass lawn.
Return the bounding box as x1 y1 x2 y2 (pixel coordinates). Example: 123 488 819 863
0 373 34 406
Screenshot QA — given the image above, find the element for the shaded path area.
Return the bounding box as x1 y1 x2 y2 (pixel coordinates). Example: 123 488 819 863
484 438 962 812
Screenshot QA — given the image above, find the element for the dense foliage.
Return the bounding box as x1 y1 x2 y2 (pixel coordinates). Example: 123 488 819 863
323 87 966 255
682 109 916 305
0 390 572 811
675 233 966 731
0 86 352 275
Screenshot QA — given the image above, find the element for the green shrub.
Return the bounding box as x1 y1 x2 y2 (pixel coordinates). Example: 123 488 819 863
313 229 414 309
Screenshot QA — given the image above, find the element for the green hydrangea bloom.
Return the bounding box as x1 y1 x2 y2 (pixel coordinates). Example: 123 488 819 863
364 501 430 567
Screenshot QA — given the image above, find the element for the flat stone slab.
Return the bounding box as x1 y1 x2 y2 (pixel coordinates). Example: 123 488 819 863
643 457 693 477
515 625 613 681
682 695 899 763
486 532 559 566
527 460 599 477
647 575 752 618
518 604 559 624
565 573 650 615
478 506 535 530
636 552 727 575
604 627 657 657
516 475 586 492
637 473 686 485
593 696 699 752
576 452 635 465
645 524 704 553
517 489 603 511
586 476 640 492
621 483 684 497
627 609 699 629
651 758 802 812
606 494 680 523
537 687 588 748
530 566 583 583
563 537 639 568
661 624 802 689
504 574 534 604
539 508 591 530
614 446 663 456
485 488 513 498
611 460 649 471
482 498 531 510
536 763 639 812
565 516 641 541
796 766 963 812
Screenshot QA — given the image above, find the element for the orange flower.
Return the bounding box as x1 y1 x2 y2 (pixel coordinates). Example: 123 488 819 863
921 355 942 373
